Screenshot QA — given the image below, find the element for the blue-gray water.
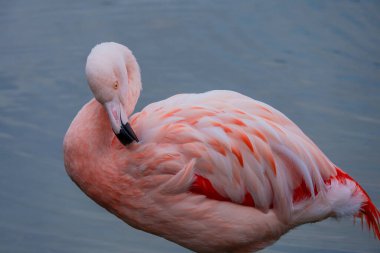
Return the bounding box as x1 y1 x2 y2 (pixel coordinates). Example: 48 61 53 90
0 1 379 252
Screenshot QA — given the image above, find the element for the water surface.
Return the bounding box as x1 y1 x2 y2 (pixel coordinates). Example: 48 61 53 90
0 1 379 252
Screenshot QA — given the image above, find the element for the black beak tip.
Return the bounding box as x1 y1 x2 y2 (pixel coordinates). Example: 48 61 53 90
116 122 139 146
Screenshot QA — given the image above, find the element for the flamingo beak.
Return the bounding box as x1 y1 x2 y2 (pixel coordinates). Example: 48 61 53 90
104 100 139 145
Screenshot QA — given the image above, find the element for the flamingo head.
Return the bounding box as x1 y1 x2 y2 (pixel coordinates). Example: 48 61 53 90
85 42 141 145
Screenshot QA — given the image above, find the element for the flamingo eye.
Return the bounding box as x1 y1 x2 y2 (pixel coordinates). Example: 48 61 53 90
113 81 119 90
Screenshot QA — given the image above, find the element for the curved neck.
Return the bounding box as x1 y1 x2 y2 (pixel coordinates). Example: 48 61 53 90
123 49 142 116
64 99 141 217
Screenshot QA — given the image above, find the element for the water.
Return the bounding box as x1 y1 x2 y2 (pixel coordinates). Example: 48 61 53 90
0 1 379 252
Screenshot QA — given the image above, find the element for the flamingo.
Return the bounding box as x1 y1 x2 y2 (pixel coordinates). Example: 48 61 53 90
63 42 379 253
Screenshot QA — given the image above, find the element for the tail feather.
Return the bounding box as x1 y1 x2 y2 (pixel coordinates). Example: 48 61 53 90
356 199 380 239
335 167 380 240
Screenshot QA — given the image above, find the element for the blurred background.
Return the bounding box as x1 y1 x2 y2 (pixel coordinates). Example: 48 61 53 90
0 0 379 252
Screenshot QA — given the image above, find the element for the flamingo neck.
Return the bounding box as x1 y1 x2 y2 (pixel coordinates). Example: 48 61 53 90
64 99 144 219
123 49 141 116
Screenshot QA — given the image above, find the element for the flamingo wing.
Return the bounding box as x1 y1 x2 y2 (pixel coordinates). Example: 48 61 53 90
131 90 380 236
132 91 340 216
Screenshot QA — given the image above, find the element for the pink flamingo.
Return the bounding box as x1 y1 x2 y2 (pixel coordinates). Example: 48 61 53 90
64 42 379 252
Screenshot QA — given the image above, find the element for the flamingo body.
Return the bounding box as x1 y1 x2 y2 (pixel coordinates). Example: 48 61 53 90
64 42 379 253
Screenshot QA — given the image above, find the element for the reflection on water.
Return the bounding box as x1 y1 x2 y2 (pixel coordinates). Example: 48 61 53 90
0 1 379 252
